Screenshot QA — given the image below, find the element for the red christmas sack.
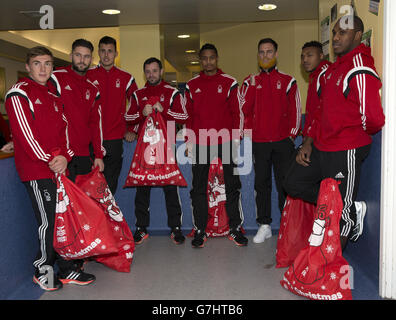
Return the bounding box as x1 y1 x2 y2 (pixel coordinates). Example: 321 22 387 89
124 110 187 187
276 196 315 268
188 157 241 238
280 178 353 300
205 157 230 237
53 174 118 260
75 167 135 272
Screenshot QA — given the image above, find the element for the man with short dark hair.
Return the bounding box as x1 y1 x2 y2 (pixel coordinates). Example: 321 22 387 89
49 39 105 183
284 16 385 249
300 41 331 140
87 36 138 195
125 57 188 245
185 43 247 248
240 38 301 244
5 46 95 291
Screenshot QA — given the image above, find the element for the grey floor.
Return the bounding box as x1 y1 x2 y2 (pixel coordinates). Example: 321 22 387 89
39 234 303 300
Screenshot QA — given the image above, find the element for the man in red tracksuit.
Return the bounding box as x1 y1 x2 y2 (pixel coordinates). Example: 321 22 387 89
87 36 138 195
125 57 188 245
284 16 385 250
185 43 247 248
49 39 105 182
240 38 301 244
5 46 94 291
300 41 331 140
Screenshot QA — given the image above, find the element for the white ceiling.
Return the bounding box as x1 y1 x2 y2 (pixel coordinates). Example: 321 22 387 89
0 0 319 72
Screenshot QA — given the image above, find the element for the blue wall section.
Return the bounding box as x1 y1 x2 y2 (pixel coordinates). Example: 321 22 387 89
0 157 43 299
343 132 383 299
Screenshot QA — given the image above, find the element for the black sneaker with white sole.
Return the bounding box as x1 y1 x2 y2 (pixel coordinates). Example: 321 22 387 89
58 270 96 285
191 229 206 248
171 227 185 244
134 227 149 244
33 270 63 291
228 228 248 246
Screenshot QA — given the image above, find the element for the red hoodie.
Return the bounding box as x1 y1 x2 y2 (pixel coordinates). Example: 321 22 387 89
125 80 188 136
5 77 74 181
49 66 105 159
185 69 240 146
302 60 331 138
240 67 302 143
87 65 138 140
308 44 385 152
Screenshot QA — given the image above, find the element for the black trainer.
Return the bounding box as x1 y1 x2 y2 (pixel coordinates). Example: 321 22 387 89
33 269 63 291
59 269 96 285
191 229 206 248
134 227 149 244
171 227 185 245
228 228 248 246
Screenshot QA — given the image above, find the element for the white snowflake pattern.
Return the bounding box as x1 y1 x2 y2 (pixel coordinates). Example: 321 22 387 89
114 226 120 232
90 181 95 185
83 224 90 231
329 209 334 215
328 230 334 237
325 244 334 254
330 272 337 281
101 245 106 250
123 244 131 250
321 285 326 290
78 211 83 215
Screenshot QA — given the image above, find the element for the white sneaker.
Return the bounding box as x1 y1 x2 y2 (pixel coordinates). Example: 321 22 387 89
350 201 367 242
253 224 272 243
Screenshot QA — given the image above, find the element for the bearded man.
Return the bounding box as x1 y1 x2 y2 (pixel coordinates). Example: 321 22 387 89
239 38 302 244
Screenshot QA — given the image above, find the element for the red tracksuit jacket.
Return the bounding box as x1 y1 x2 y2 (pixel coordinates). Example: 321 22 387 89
125 80 188 136
5 77 74 181
87 65 138 140
49 66 105 159
308 44 385 152
185 69 240 146
302 60 331 138
240 67 302 143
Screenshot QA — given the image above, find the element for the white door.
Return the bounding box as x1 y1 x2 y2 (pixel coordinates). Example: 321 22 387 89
380 0 396 300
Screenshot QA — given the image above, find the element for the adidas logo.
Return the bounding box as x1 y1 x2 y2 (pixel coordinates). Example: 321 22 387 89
335 172 345 179
35 98 42 104
64 85 72 90
93 80 99 85
142 97 148 101
195 88 201 93
257 85 262 89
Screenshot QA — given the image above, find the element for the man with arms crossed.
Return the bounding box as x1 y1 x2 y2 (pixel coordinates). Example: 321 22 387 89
284 16 385 249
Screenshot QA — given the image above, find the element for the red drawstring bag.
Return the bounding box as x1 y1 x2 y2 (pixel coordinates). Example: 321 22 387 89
124 110 187 187
53 174 118 260
187 157 245 238
280 178 353 300
205 157 230 237
75 167 135 272
276 197 315 268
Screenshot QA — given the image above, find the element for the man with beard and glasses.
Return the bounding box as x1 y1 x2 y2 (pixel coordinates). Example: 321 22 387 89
125 57 188 245
49 39 105 182
284 16 385 250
